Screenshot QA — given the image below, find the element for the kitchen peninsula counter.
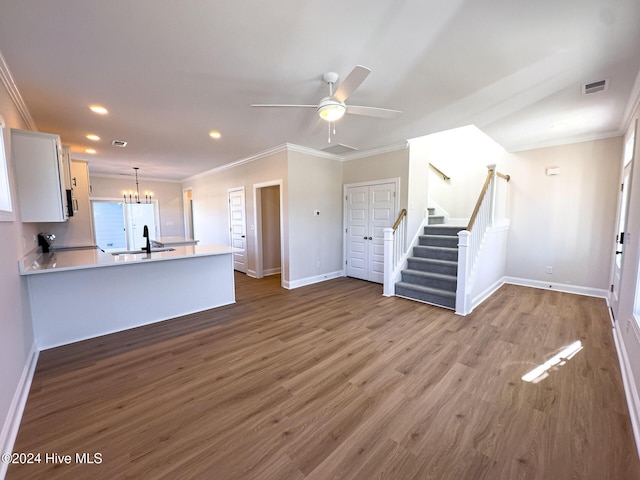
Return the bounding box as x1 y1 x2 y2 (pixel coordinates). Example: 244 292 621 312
19 244 231 274
19 244 238 349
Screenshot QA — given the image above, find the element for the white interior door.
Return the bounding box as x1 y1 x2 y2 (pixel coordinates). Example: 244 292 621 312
612 124 636 318
346 186 369 280
228 187 247 273
369 183 396 283
126 203 156 250
346 182 396 283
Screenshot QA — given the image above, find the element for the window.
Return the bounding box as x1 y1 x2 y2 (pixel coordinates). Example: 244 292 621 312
0 117 15 221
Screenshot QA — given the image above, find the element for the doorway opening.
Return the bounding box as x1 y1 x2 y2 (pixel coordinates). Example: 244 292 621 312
91 199 160 250
183 187 194 240
254 181 283 284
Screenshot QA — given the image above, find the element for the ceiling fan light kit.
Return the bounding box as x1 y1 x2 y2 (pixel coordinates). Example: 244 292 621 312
317 98 346 122
251 65 402 143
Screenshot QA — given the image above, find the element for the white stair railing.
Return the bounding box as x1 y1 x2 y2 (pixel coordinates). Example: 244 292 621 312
456 164 510 315
383 209 407 296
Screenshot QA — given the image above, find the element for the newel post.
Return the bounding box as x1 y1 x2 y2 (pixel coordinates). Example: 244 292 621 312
456 230 471 315
383 227 394 297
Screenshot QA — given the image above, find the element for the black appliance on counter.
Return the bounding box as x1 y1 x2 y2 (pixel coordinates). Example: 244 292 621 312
37 233 56 253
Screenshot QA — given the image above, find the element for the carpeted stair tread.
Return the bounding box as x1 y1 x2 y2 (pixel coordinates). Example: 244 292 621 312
402 269 457 282
413 245 458 261
395 221 461 310
419 234 459 247
407 257 457 276
395 282 456 298
395 282 456 309
407 257 457 267
424 225 464 236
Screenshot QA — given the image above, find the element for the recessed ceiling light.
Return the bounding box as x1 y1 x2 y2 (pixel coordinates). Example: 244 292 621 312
86 134 100 141
85 148 97 154
209 130 221 139
89 105 108 115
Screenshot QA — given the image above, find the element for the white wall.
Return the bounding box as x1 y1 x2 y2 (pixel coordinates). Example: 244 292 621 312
407 144 430 246
287 149 343 284
90 175 185 238
410 125 509 219
505 137 622 291
186 148 289 280
0 82 38 469
342 146 409 211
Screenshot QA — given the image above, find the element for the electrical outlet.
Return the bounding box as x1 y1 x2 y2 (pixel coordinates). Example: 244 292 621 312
546 266 553 274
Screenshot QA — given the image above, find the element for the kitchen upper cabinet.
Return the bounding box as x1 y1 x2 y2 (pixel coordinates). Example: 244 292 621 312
60 144 73 191
37 160 95 247
11 129 68 223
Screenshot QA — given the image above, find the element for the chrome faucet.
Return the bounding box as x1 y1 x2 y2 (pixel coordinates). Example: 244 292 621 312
143 225 151 254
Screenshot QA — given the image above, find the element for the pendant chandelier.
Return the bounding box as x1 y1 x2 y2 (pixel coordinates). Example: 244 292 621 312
122 167 152 204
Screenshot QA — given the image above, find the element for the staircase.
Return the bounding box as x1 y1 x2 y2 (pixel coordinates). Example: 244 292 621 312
394 210 461 310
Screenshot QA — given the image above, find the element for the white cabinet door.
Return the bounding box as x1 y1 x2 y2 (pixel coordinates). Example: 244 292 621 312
346 182 396 283
11 129 67 222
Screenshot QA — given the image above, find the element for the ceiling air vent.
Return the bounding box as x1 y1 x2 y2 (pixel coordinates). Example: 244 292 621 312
322 143 358 155
582 79 608 95
112 139 128 147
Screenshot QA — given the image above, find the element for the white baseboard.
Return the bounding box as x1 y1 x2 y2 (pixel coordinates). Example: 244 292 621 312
246 269 258 278
612 323 640 460
0 343 39 480
503 276 609 299
471 277 505 313
263 267 281 276
284 270 344 290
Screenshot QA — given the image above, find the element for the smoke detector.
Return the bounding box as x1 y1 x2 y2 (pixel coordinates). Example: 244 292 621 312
112 139 128 147
582 79 608 95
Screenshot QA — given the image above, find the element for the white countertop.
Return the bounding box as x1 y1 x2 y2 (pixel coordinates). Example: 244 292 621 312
153 236 199 245
19 244 237 275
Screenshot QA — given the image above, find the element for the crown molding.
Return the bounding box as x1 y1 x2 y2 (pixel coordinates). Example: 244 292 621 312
182 141 410 182
506 129 622 153
341 141 409 161
286 143 342 161
0 49 37 131
90 173 183 184
183 144 290 181
621 67 640 134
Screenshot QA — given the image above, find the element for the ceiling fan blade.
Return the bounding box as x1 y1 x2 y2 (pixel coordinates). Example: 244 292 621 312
333 65 371 103
346 105 403 118
251 104 318 108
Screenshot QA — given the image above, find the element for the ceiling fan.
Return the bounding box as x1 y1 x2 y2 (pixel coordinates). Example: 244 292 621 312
251 65 402 141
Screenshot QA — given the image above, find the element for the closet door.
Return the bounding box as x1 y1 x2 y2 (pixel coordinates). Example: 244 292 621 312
345 182 396 283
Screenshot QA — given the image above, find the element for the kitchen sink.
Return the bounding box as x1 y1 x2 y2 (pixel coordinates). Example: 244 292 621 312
110 248 176 255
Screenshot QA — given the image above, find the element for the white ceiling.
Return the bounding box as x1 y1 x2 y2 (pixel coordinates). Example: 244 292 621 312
1 0 639 181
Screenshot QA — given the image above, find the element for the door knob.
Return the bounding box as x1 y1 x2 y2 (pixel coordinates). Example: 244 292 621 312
368 236 372 240
364 236 368 240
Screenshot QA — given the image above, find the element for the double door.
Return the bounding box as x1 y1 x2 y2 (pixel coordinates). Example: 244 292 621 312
346 182 396 283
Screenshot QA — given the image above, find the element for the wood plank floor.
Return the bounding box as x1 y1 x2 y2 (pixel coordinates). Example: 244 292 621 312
7 273 640 479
